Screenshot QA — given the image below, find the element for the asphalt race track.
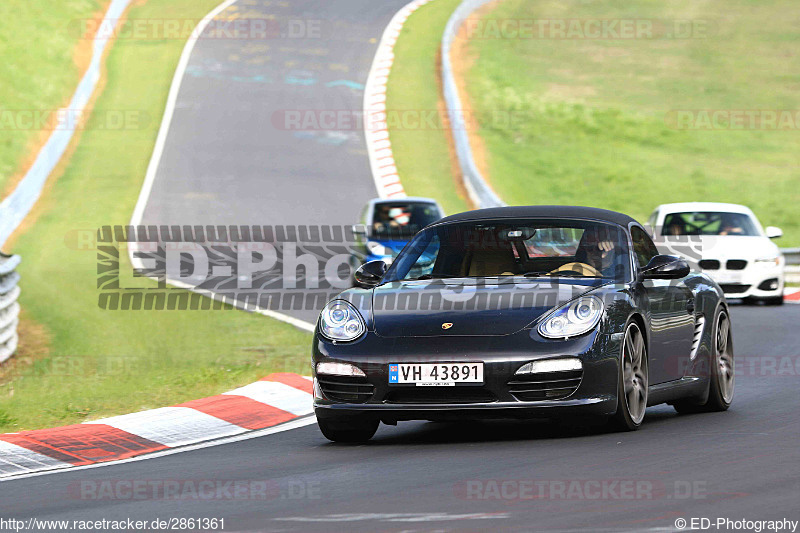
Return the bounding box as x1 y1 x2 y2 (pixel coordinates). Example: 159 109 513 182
2 305 798 531
3 1 798 531
139 0 411 324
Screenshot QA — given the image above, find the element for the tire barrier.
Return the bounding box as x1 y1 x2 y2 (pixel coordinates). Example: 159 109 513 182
0 252 21 363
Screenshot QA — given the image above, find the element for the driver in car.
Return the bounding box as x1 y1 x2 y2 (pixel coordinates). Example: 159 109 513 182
550 227 621 278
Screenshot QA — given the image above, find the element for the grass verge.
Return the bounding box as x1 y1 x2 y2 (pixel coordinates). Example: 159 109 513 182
0 0 310 433
0 0 104 192
463 0 800 245
386 0 470 216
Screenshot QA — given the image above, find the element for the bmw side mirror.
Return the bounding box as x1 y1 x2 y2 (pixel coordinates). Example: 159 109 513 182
351 224 367 237
354 260 387 288
765 226 783 239
641 255 690 280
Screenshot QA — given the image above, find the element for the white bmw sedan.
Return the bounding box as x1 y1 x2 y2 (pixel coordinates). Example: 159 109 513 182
648 202 784 305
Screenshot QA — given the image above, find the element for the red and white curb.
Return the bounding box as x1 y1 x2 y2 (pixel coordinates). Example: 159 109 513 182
785 287 800 303
0 373 312 479
364 0 435 200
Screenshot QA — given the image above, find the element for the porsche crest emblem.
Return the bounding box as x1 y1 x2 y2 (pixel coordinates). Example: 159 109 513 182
441 322 453 330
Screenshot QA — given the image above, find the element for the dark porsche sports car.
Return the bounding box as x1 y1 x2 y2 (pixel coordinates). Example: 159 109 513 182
312 206 734 442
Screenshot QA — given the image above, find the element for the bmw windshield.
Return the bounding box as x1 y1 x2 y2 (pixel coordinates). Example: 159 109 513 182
384 219 631 282
662 211 760 236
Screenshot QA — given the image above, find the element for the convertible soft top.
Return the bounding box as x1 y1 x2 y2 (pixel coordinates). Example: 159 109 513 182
435 205 639 227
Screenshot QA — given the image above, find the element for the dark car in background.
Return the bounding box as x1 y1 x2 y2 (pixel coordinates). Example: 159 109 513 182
314 206 734 442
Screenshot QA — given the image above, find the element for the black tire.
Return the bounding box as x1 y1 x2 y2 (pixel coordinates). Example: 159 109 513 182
674 308 734 414
609 320 648 431
317 418 379 443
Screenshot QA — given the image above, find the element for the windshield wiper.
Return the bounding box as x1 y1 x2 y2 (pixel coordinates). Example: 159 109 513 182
404 274 460 281
524 271 598 278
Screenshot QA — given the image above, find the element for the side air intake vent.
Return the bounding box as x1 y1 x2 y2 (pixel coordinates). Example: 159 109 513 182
690 316 705 359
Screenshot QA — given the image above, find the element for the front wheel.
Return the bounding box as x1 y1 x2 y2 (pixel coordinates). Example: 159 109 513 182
317 417 379 443
609 320 648 431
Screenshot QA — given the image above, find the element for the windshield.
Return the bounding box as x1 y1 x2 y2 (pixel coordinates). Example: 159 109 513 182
384 219 631 282
370 202 441 239
662 211 759 236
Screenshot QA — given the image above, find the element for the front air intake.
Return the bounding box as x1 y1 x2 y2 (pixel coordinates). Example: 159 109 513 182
507 369 583 401
317 375 374 403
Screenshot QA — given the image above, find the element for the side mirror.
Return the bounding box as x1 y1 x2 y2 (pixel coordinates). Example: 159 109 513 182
765 226 783 239
641 254 690 280
351 224 367 237
354 260 387 288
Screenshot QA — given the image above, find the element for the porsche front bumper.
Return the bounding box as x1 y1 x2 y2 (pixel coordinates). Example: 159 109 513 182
312 328 620 423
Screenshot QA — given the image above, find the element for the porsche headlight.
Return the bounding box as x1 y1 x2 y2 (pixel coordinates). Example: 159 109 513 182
366 240 389 256
538 296 604 339
319 300 366 341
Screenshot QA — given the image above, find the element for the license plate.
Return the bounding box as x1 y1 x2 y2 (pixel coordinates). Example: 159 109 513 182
713 272 742 284
388 363 484 386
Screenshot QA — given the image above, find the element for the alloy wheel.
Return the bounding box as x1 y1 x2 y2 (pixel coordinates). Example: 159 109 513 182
716 312 734 404
622 322 648 424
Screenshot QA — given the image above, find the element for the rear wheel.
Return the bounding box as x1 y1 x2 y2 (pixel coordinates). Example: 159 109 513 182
317 418 379 443
610 321 648 431
674 309 734 413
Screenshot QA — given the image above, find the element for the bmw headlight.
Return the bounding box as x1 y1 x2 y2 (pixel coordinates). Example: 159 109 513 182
754 256 780 267
538 296 604 339
366 240 389 256
319 300 366 341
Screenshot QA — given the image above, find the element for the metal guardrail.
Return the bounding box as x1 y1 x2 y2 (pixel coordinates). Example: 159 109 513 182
782 247 800 265
0 0 130 362
782 248 800 284
441 0 506 209
440 0 800 287
0 0 132 249
0 252 21 363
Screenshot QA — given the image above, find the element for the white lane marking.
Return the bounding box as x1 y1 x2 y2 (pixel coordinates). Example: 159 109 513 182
125 0 315 333
0 441 72 476
129 0 236 229
0 0 434 484
153 276 316 332
275 512 510 523
85 407 246 447
1 416 317 482
224 382 313 416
